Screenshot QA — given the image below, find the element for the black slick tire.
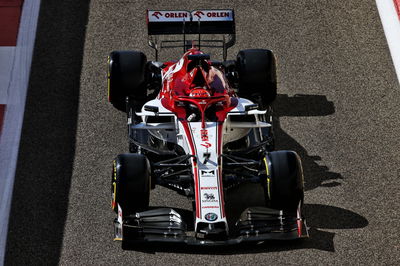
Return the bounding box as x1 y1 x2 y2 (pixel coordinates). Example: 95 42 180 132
111 153 151 216
107 51 147 112
237 49 277 106
264 150 304 211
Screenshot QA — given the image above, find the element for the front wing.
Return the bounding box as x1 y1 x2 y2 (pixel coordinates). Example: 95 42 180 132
116 207 308 246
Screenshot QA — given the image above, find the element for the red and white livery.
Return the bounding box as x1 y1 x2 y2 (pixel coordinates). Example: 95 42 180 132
108 9 308 246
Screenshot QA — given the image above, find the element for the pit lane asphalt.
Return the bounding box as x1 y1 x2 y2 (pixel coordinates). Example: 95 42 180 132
5 0 400 265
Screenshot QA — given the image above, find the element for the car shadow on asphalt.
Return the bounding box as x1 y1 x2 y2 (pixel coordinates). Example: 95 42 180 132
4 1 90 265
273 94 343 191
121 203 368 254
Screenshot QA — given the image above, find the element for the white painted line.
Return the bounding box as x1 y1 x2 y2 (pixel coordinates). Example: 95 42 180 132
0 0 41 264
376 0 400 84
0 47 15 104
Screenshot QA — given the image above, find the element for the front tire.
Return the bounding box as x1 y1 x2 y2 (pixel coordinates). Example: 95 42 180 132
263 150 304 211
111 153 151 216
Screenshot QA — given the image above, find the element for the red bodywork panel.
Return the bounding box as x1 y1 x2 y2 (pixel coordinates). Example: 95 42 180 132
159 48 238 128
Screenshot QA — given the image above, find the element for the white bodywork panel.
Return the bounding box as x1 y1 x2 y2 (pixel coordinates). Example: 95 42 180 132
130 97 272 231
177 121 227 230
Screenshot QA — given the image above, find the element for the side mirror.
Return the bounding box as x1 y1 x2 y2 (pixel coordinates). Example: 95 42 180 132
245 104 258 112
144 105 159 113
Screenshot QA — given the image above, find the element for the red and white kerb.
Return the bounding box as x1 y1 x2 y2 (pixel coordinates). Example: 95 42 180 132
394 0 400 17
0 0 24 135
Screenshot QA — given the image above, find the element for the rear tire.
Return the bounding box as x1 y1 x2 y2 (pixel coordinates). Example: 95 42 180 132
108 51 147 112
263 150 304 211
111 153 151 216
236 49 277 107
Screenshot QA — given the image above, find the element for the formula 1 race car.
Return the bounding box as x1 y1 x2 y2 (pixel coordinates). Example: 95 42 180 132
108 9 308 246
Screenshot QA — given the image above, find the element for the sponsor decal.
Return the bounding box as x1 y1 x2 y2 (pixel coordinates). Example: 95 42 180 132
152 11 162 19
191 10 234 22
149 10 233 23
200 129 208 141
151 11 189 19
201 142 212 148
193 10 205 19
165 12 188 18
200 186 217 190
148 10 191 23
200 129 211 148
203 193 215 200
204 213 218 221
202 192 218 203
206 11 230 18
201 170 215 177
207 12 231 18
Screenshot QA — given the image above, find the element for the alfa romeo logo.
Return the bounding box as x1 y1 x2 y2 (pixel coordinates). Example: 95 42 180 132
204 212 218 221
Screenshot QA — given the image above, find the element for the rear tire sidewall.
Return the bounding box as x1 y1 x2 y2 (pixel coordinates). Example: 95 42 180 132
108 51 147 112
236 49 277 106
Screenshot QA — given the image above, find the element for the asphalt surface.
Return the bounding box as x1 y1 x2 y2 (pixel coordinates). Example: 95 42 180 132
5 0 400 265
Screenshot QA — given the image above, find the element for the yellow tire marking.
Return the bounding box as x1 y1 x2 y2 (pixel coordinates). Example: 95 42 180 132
112 182 116 209
113 160 117 181
263 157 271 200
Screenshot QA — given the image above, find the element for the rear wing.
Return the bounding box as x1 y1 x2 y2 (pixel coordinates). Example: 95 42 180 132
146 10 236 60
147 10 235 35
